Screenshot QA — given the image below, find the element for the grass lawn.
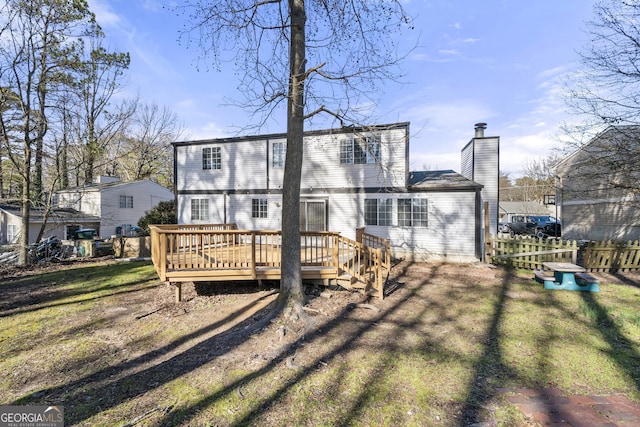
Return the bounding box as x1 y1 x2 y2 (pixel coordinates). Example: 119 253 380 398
1 259 639 426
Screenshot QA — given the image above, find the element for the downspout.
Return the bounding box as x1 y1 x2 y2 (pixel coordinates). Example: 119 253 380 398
266 139 270 191
223 191 228 224
173 143 178 222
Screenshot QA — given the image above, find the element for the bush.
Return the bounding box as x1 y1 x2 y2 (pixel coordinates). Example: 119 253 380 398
137 200 176 235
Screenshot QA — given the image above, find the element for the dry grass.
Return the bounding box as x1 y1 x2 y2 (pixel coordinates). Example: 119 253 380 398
1 259 639 426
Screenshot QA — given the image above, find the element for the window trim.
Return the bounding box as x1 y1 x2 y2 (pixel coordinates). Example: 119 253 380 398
119 195 133 209
365 198 392 226
202 146 221 170
191 198 210 221
340 135 381 165
272 142 286 168
252 198 268 218
398 198 428 227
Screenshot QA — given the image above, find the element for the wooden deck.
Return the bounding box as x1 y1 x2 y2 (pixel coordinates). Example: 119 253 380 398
150 225 391 301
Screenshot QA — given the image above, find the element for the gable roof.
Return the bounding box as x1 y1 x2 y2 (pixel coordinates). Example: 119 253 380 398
55 179 171 194
554 125 640 175
499 201 550 216
0 203 100 223
408 170 483 191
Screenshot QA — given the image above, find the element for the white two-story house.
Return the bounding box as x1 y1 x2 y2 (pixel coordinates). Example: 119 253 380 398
173 122 499 262
54 176 173 239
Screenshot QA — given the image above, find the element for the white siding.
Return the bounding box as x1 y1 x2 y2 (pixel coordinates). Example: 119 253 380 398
57 190 101 216
100 181 173 237
175 126 409 194
175 140 269 192
174 123 485 261
459 136 499 237
178 190 478 261
562 199 640 241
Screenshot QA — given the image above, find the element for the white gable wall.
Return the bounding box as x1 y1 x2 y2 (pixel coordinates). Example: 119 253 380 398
99 181 173 237
56 190 102 216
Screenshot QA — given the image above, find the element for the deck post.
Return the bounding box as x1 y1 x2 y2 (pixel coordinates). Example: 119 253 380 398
251 231 257 279
159 231 167 281
173 282 183 303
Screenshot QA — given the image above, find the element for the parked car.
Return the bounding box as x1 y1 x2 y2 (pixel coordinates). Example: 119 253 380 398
506 215 561 238
71 228 100 240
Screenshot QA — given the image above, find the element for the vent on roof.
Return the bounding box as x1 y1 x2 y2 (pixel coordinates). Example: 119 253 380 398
474 122 487 138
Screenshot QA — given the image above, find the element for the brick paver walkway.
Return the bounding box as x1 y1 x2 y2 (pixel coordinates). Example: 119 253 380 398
498 388 640 426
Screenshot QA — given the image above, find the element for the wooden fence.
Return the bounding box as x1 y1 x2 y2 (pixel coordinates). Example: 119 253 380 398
490 236 640 272
581 240 640 272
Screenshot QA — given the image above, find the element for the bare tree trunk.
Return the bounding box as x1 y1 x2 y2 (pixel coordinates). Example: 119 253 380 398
279 0 307 309
19 141 32 265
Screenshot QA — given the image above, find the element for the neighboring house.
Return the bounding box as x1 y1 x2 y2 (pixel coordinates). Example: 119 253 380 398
0 203 100 245
554 125 640 241
173 122 500 262
53 177 174 239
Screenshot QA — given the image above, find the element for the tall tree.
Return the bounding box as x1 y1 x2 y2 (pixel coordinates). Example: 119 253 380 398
562 0 640 205
0 0 100 265
176 1 412 314
566 0 640 128
115 102 182 187
73 36 131 184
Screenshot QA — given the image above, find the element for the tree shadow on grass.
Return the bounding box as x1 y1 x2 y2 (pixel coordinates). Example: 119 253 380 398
0 261 158 317
579 291 640 392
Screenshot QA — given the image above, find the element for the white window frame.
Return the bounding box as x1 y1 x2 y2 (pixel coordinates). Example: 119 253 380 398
119 195 133 209
7 224 18 243
191 199 209 221
340 136 380 165
272 142 286 168
203 146 221 170
398 198 428 227
252 198 268 218
364 198 392 226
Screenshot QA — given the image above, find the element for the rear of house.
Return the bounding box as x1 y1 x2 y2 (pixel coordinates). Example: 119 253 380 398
173 122 499 262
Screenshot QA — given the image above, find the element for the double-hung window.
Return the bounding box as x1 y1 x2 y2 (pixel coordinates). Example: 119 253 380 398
203 147 221 170
119 195 133 209
272 142 286 168
398 198 428 227
7 224 18 243
252 198 268 218
365 199 392 226
340 136 380 165
191 199 209 221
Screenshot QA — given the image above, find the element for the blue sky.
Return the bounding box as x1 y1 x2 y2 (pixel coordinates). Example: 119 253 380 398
90 0 598 178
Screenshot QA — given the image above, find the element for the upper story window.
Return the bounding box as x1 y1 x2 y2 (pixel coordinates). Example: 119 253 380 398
398 198 428 227
203 146 221 170
365 199 392 226
340 136 380 165
252 198 268 218
119 195 133 209
191 199 209 221
272 142 286 168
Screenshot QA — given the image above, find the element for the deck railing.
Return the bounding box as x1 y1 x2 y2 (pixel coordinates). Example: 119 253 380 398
150 225 390 299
